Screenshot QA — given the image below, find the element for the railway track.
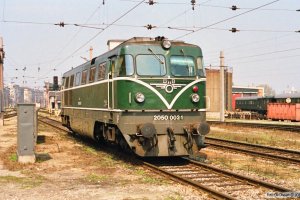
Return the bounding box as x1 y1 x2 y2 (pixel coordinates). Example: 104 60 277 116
38 116 294 200
144 157 291 200
3 108 55 119
3 109 17 119
208 121 300 133
38 116 69 132
205 137 300 164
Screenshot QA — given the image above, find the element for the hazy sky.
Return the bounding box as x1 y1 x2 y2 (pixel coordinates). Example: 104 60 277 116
0 0 299 93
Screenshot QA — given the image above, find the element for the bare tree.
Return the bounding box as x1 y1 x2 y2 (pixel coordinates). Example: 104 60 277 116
257 84 276 96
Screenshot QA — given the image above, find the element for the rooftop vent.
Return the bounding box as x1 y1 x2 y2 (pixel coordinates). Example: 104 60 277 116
107 40 125 50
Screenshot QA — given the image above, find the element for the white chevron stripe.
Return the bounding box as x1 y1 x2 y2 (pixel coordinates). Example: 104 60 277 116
114 77 170 108
170 78 206 108
114 77 206 109
61 77 206 110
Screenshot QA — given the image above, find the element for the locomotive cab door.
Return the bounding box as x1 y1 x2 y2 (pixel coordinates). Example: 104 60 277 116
108 56 117 110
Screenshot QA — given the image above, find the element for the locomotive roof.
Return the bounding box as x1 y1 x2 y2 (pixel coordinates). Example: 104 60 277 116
109 37 198 49
63 36 200 76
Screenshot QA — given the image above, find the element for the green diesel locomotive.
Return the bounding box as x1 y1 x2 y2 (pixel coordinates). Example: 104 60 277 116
61 37 210 157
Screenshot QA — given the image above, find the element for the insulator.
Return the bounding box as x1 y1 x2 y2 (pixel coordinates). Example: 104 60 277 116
230 28 239 33
191 0 196 10
148 0 154 5
56 22 65 27
231 5 238 10
146 24 155 30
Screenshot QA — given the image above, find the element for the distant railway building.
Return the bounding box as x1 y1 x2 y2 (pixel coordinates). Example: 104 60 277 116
3 87 9 108
232 86 264 110
44 79 61 115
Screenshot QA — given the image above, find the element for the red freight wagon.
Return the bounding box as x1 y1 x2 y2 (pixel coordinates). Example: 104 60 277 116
267 103 300 121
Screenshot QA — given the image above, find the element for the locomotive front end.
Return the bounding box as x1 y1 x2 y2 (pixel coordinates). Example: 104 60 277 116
61 37 210 157
113 37 210 156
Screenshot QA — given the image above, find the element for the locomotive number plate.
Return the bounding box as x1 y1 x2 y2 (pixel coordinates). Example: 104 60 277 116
153 115 183 121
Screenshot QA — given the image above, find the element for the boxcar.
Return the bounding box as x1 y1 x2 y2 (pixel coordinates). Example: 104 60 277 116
61 37 210 157
267 103 300 121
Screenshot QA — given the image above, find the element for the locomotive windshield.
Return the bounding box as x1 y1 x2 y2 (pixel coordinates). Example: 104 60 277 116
136 54 166 76
170 56 196 77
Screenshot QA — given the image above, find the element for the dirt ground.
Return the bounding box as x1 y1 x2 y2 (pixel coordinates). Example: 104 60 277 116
0 117 210 200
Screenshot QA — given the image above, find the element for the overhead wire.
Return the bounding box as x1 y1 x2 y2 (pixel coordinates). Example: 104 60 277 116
121 0 299 12
227 47 300 61
3 0 298 89
3 19 299 34
204 33 295 58
1 20 54 25
174 0 281 40
168 26 299 33
121 0 298 11
205 47 300 66
143 0 212 37
1 3 105 83
38 3 104 80
196 4 298 12
229 54 300 65
54 0 146 70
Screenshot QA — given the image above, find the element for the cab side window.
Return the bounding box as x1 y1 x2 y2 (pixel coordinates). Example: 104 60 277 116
98 63 106 80
69 75 74 88
75 72 81 86
81 70 87 85
89 67 96 82
65 77 70 89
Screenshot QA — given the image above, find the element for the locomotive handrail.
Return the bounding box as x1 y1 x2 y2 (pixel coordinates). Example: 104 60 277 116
107 72 111 109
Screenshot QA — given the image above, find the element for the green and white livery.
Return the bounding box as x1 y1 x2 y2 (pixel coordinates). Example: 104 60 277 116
61 37 210 157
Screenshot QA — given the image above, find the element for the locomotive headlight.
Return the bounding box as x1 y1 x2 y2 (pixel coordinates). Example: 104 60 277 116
162 39 171 49
135 92 145 103
191 94 200 103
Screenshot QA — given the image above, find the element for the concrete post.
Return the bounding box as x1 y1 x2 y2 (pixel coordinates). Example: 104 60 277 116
220 51 225 122
0 37 4 126
17 104 36 163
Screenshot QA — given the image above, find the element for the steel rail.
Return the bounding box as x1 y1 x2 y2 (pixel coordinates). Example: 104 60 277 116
4 113 17 119
186 158 291 192
38 117 69 132
143 161 237 200
143 157 292 200
205 137 300 164
38 116 294 199
39 117 237 199
208 121 300 133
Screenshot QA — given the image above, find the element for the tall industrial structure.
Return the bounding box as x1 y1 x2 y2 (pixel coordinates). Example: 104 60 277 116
0 36 4 125
206 66 233 120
